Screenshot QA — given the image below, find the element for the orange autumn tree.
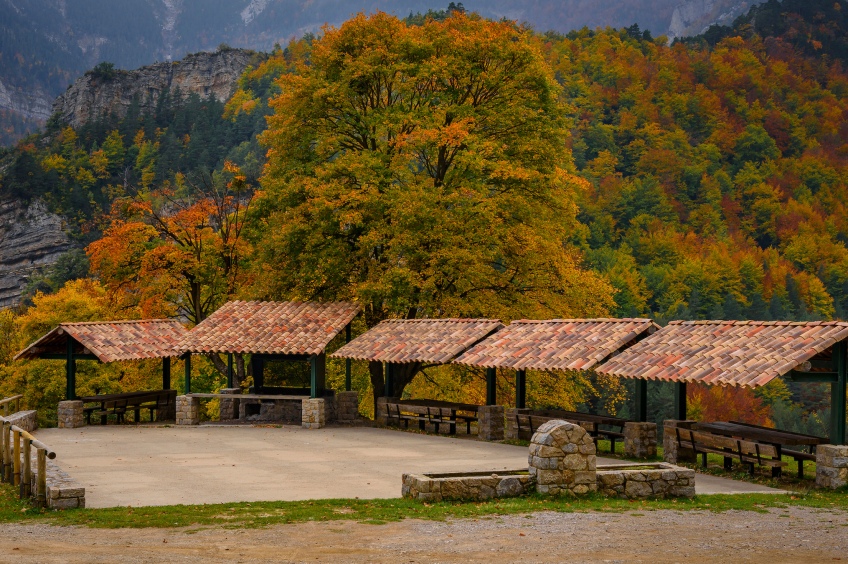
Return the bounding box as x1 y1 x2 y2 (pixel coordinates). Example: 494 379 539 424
87 163 254 379
687 383 773 426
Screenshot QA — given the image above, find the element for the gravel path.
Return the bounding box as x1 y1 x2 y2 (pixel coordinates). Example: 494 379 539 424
1 506 845 563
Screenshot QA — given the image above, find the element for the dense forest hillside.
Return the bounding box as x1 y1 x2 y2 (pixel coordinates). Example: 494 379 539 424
0 0 757 145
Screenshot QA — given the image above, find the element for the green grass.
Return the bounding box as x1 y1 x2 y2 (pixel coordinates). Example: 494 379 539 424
0 483 845 530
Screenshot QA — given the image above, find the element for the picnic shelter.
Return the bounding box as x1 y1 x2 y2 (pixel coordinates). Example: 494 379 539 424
181 300 360 398
596 320 848 445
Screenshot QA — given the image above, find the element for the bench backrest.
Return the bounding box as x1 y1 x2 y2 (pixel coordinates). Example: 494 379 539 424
680 428 779 459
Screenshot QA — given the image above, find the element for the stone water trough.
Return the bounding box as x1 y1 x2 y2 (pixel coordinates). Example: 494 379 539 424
403 420 695 502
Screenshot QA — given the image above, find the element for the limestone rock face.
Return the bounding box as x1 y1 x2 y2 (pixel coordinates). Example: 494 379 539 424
52 49 265 129
668 0 752 40
0 198 73 308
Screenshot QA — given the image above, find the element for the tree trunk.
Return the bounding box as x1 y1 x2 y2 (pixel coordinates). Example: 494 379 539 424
368 360 422 414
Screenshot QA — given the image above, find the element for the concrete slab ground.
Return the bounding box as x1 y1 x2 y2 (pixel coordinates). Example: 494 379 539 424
34 426 785 508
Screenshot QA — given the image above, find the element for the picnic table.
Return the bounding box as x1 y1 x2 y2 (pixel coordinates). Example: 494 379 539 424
388 399 479 435
79 390 176 425
695 420 828 478
513 409 627 452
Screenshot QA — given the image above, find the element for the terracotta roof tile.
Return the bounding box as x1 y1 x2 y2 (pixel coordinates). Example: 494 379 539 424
15 320 188 363
596 320 848 387
453 318 660 371
181 301 360 355
331 319 504 364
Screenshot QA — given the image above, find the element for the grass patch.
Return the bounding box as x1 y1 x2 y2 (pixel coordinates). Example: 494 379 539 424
0 483 845 530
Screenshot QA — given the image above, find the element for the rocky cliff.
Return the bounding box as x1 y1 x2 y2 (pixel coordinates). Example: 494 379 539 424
0 198 73 309
668 0 753 39
52 49 265 129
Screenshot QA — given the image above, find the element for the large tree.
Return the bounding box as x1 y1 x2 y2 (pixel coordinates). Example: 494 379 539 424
253 12 615 405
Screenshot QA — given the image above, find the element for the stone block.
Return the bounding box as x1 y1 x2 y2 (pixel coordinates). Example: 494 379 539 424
57 401 84 429
505 408 530 440
663 420 696 463
478 405 505 441
816 444 848 489
376 397 399 426
529 420 597 496
335 391 359 423
175 395 199 425
302 398 326 429
218 388 241 421
624 421 657 459
3 410 37 433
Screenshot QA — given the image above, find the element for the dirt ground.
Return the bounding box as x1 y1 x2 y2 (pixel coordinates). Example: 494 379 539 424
1 506 845 563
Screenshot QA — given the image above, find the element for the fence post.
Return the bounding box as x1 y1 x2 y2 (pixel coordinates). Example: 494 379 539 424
0 421 5 483
12 429 20 486
21 438 31 499
36 448 46 508
2 422 10 483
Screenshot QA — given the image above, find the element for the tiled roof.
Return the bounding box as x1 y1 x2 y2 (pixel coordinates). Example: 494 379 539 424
331 318 504 364
15 320 188 363
453 318 659 371
596 320 848 388
182 300 360 355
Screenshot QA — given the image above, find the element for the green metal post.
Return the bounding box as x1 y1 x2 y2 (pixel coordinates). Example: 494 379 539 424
345 324 352 392
227 353 234 389
162 357 171 390
486 368 497 406
184 354 191 395
66 336 76 400
673 382 687 420
832 341 847 445
515 370 526 409
384 363 393 398
634 379 648 422
310 353 326 399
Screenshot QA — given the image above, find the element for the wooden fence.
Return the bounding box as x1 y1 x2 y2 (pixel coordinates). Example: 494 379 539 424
0 414 55 507
0 394 22 417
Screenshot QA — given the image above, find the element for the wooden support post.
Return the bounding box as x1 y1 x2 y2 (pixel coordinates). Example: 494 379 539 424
66 336 76 400
36 448 46 508
21 438 31 499
227 353 234 389
163 357 171 390
0 422 7 483
486 368 497 406
12 429 20 487
184 354 192 394
2 422 10 483
515 370 526 409
832 340 847 445
673 382 687 420
250 355 264 393
345 324 352 392
310 353 326 399
634 379 648 423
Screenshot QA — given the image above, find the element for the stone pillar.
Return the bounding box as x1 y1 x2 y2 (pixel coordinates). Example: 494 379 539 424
663 420 697 463
57 401 84 429
504 407 530 440
375 397 399 426
624 421 657 459
816 444 848 489
528 420 597 496
335 391 359 424
218 388 241 421
175 395 199 425
478 405 505 441
302 398 326 429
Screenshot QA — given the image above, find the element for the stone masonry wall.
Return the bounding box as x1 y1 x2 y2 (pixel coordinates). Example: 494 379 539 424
663 420 697 464
57 401 84 429
375 397 399 426
403 471 533 502
1 410 37 433
624 422 658 459
816 444 848 489
597 463 695 499
175 395 199 425
478 405 505 441
302 398 326 429
335 391 359 423
528 420 597 496
218 388 241 421
505 407 530 440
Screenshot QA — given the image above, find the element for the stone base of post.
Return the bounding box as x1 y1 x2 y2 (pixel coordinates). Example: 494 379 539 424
624 422 657 458
478 405 505 441
302 398 326 429
816 444 848 489
375 397 399 426
57 401 84 429
662 420 697 463
218 388 241 421
335 391 359 423
175 395 199 425
504 408 530 440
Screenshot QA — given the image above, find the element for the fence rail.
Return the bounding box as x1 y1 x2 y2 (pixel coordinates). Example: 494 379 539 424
0 420 54 506
0 395 22 417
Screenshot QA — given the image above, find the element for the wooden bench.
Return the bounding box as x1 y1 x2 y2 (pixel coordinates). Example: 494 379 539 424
386 401 479 434
82 390 176 424
782 448 816 480
673 427 787 475
387 403 429 430
513 410 625 453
